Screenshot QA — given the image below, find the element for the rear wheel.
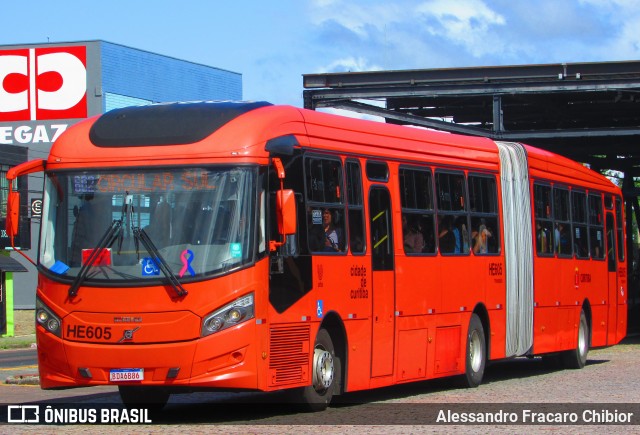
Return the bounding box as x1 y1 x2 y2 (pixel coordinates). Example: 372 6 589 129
562 309 589 369
463 313 486 388
297 328 336 412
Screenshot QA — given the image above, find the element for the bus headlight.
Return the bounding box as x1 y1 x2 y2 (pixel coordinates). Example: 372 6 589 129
36 297 62 338
201 293 254 337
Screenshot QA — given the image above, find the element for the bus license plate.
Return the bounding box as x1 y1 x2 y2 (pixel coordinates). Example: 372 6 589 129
109 368 144 382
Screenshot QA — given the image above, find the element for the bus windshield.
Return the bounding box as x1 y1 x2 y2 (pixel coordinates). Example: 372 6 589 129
39 166 258 283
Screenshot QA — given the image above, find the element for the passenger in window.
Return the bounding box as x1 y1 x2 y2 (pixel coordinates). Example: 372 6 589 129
438 216 456 254
452 222 461 253
452 216 469 253
424 227 436 253
462 222 470 252
323 208 342 252
470 218 484 250
555 223 570 255
574 232 588 258
351 235 364 253
473 226 492 254
536 222 549 253
403 215 424 253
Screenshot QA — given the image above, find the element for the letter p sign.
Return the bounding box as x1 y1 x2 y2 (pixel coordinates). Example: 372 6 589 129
0 45 87 121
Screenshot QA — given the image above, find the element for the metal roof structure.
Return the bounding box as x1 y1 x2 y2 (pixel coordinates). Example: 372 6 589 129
303 60 640 176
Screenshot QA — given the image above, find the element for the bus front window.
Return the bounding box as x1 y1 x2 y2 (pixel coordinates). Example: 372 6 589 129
40 167 257 283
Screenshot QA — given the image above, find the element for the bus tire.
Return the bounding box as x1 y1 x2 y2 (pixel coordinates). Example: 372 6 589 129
299 328 336 412
464 313 486 388
562 309 589 369
118 386 170 411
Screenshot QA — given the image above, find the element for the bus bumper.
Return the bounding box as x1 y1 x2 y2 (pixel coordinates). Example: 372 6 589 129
37 321 260 390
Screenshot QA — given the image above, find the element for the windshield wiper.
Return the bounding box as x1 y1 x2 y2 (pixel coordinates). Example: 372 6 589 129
68 219 122 297
69 193 133 298
132 226 188 297
68 193 187 298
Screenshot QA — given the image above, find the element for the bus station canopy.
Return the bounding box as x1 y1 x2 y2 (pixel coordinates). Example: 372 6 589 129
303 60 640 178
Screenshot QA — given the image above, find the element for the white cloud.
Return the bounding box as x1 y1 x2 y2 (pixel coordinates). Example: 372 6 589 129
317 56 383 73
576 0 640 59
309 0 404 39
307 0 513 73
416 0 506 57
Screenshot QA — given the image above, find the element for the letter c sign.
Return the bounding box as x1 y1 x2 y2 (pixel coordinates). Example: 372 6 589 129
0 45 87 121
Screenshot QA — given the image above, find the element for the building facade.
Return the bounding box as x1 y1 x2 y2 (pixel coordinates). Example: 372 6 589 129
0 40 242 311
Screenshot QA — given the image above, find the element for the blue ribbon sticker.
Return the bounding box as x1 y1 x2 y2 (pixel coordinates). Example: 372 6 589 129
179 249 196 277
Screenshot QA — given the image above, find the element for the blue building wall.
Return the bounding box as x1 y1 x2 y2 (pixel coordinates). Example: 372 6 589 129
104 93 152 112
100 41 242 112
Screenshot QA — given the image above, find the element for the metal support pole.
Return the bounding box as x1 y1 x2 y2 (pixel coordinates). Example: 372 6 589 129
623 171 639 333
492 95 504 133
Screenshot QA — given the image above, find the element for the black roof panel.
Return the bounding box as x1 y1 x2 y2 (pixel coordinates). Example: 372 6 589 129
89 101 271 147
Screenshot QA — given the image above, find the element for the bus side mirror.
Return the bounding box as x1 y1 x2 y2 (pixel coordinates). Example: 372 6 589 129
5 158 46 238
6 191 20 238
4 158 45 266
276 189 297 236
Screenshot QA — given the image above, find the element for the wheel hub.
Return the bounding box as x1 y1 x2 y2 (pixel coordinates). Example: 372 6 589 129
578 318 587 356
313 347 334 392
469 330 482 372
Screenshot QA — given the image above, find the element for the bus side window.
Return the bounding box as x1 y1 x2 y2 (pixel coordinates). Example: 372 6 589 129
346 160 365 254
615 196 625 262
534 183 554 255
554 187 571 257
468 174 499 255
400 167 435 254
305 156 346 254
435 171 466 255
571 191 589 259
589 194 605 259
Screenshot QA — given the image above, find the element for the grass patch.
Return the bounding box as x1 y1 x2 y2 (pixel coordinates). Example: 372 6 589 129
0 336 35 350
1 310 35 349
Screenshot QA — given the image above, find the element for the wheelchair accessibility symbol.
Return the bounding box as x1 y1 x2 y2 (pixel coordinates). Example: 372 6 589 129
316 300 323 318
142 257 160 276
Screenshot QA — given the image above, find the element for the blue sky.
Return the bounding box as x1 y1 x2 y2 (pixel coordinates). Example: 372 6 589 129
2 0 640 107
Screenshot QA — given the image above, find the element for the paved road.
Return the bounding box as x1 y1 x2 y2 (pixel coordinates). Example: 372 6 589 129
1 337 639 433
0 348 36 369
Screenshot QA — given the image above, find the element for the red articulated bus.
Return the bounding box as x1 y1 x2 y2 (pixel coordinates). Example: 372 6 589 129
6 101 627 410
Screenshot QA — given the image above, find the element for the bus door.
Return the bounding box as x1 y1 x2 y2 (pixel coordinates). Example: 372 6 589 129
369 186 395 377
614 196 628 342
605 210 617 345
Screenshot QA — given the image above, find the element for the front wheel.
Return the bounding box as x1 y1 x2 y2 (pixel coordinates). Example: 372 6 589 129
562 309 589 369
463 313 486 388
296 328 337 412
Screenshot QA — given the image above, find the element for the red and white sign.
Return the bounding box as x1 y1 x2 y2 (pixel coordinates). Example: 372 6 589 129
0 45 87 121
